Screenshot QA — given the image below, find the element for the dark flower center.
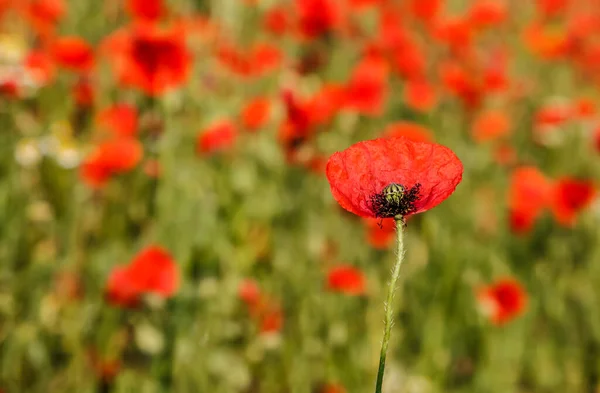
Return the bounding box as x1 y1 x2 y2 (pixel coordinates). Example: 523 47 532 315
131 36 181 81
370 183 422 219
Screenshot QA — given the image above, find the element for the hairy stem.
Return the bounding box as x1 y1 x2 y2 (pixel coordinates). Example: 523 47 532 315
374 218 405 393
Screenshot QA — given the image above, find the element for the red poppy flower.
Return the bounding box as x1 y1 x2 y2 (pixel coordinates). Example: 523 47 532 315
326 137 463 219
102 24 191 96
507 166 552 234
409 0 441 25
383 121 434 143
128 246 178 296
0 80 19 98
573 97 596 119
260 306 284 333
296 0 341 40
308 83 345 125
24 50 55 86
376 13 426 79
264 6 289 35
550 178 596 226
343 56 389 116
216 41 281 78
249 42 282 76
80 138 143 188
239 279 261 306
241 97 271 131
126 0 163 22
535 0 567 18
22 0 65 39
364 217 396 249
534 102 571 128
278 90 314 149
106 265 140 307
72 77 94 107
471 109 511 143
476 278 527 325
439 61 482 110
106 245 178 308
404 78 437 112
327 265 366 295
523 22 570 60
433 16 474 55
483 49 510 93
197 120 237 154
468 0 507 29
51 36 94 73
320 383 347 393
95 104 139 138
239 282 284 334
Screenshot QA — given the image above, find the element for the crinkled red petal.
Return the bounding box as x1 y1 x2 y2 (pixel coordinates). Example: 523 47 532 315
326 137 463 217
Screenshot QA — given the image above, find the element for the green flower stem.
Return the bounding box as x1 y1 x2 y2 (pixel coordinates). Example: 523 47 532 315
375 217 405 393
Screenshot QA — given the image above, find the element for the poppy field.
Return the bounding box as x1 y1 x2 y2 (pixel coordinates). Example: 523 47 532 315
1 0 600 392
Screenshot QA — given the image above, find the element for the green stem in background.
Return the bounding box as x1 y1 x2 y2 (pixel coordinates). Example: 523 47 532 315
375 217 405 393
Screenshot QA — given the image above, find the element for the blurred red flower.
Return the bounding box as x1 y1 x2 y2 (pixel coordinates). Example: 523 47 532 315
468 0 507 29
477 278 527 325
103 24 191 96
523 22 570 60
572 97 596 120
51 36 94 73
25 50 56 86
364 217 396 249
404 78 437 112
197 120 237 154
264 6 289 35
534 102 571 128
307 83 345 125
126 0 164 22
471 109 511 143
279 90 314 149
508 167 552 234
383 121 434 143
320 383 347 393
216 41 282 78
343 56 389 116
260 306 284 333
95 104 139 138
22 0 65 39
106 246 179 307
550 178 596 226
439 61 482 110
327 265 366 295
72 77 95 107
326 137 463 219
80 138 143 188
239 279 261 307
241 97 271 131
239 279 284 333
535 0 567 19
296 0 341 40
409 0 441 25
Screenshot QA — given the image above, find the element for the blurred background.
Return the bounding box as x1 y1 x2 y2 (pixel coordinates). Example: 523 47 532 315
1 0 600 392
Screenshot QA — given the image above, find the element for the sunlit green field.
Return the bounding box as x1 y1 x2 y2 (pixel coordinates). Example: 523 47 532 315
1 0 600 392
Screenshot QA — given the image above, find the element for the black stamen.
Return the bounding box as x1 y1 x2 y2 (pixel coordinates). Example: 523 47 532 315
370 183 422 219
